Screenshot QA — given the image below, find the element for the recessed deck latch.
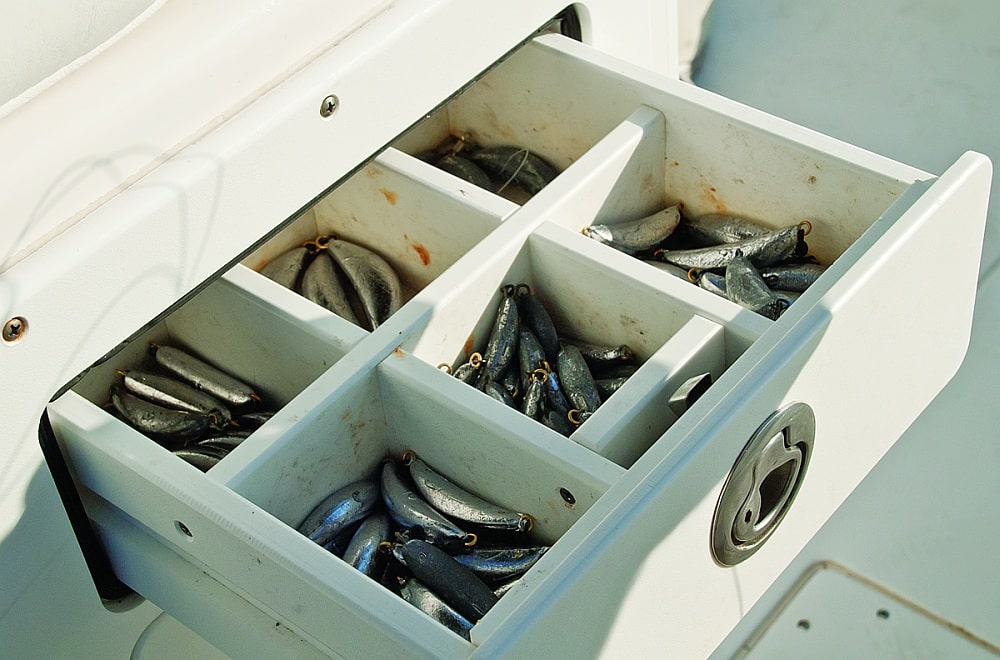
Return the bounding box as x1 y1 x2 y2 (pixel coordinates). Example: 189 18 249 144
711 402 815 566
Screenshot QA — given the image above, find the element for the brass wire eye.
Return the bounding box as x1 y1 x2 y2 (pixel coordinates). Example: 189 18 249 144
302 234 333 251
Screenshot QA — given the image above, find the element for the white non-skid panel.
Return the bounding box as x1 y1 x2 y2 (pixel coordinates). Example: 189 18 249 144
739 563 999 659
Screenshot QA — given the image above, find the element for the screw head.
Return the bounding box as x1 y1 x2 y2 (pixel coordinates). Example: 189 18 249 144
2 317 27 344
319 94 339 118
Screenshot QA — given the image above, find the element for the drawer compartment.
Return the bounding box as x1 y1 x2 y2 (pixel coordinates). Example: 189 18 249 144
43 30 991 660
65 266 359 469
244 149 516 331
392 34 654 204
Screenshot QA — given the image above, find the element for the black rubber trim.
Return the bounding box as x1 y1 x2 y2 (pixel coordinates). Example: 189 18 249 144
557 6 583 41
38 410 135 602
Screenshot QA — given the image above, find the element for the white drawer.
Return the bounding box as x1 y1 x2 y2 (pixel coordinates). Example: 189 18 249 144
44 33 991 659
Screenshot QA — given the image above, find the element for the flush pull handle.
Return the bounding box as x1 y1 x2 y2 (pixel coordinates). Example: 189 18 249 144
711 402 815 567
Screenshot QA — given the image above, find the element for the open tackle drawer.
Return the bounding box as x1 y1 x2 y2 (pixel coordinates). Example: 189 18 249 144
40 29 990 659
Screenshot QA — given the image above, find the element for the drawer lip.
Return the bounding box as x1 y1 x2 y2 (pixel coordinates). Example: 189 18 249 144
37 24 993 660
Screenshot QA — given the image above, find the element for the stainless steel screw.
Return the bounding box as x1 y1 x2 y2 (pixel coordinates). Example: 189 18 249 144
319 94 339 118
2 317 26 343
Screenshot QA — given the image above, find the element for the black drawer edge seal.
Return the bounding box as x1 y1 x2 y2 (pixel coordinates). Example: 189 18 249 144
38 410 136 604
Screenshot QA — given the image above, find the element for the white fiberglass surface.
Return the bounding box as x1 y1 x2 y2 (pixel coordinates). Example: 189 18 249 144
0 0 159 110
694 0 1000 653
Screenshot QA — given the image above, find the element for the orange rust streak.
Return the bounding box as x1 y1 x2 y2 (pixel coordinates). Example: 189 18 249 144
700 182 727 214
463 335 476 357
412 242 430 266
381 188 398 205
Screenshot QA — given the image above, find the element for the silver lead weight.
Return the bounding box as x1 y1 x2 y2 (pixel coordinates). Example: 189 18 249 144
667 372 713 417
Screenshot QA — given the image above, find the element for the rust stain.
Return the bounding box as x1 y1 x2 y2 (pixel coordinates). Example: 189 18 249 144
700 181 727 214
393 347 404 357
807 175 818 184
381 188 398 205
412 242 430 266
672 161 680 167
463 335 476 357
341 409 352 421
